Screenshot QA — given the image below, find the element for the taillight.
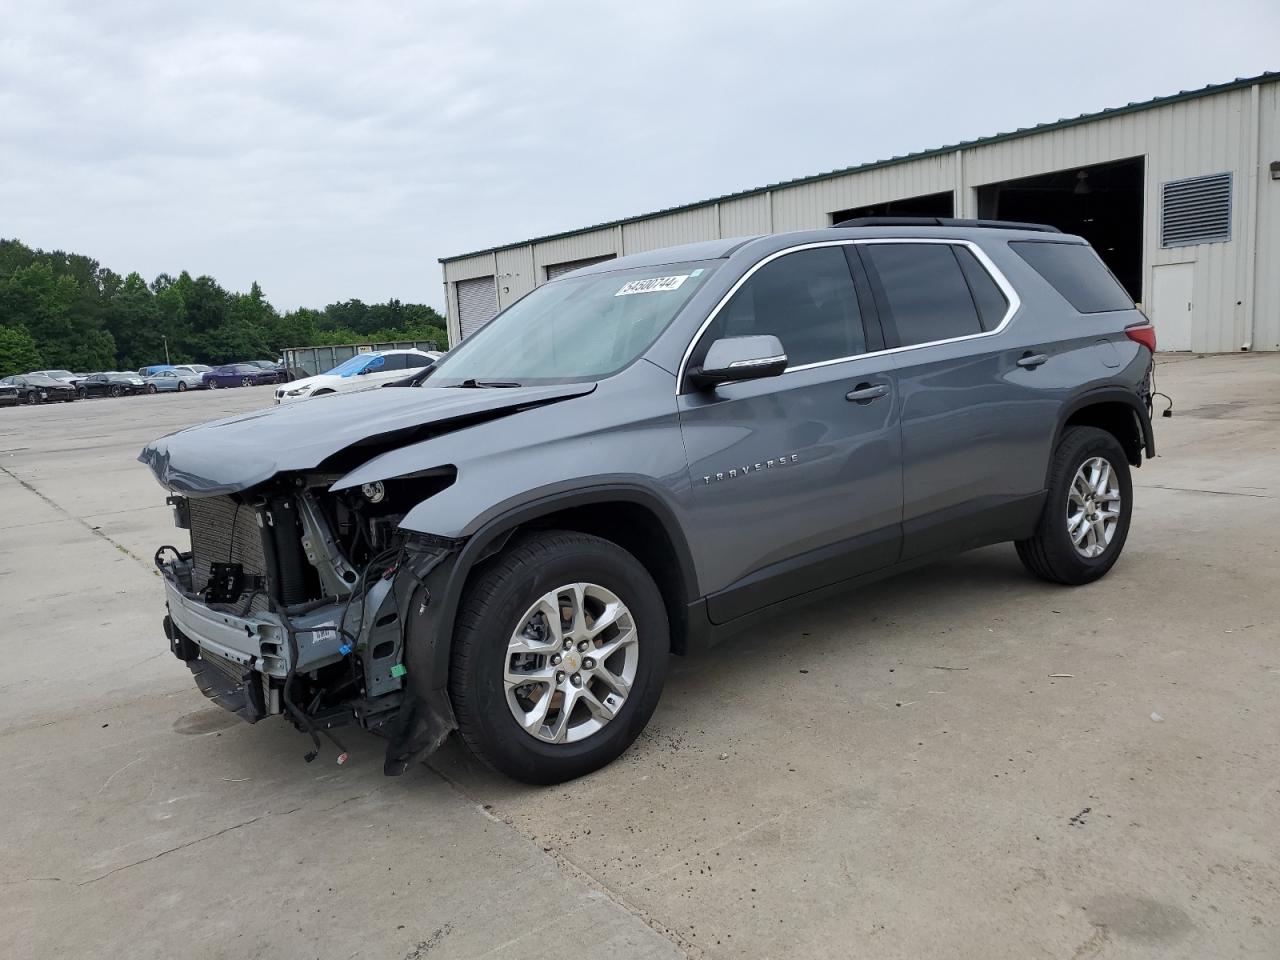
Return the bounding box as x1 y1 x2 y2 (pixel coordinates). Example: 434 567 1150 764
1126 324 1157 353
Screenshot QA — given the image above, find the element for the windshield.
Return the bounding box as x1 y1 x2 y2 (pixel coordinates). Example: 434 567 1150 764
428 261 718 386
324 354 382 377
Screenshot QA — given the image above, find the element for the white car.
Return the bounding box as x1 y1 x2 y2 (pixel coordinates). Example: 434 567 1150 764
274 349 441 404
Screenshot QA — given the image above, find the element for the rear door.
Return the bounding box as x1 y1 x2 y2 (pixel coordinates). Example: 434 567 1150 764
858 239 1056 559
677 244 903 623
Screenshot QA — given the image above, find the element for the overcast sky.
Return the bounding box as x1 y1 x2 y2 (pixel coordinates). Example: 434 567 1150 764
2 1 1276 311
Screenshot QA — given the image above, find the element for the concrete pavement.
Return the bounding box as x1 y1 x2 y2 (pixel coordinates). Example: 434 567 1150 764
1 356 1277 959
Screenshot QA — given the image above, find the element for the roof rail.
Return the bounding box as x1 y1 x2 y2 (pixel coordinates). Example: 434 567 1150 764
830 216 1061 233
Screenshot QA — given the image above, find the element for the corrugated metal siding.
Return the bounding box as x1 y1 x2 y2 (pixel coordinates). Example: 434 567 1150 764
718 194 771 236
1254 83 1280 350
621 206 719 253
444 80 1277 351
495 246 536 311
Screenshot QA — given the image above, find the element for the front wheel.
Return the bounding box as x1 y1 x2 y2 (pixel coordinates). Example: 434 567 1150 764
109 385 122 398
146 384 158 394
24 391 40 405
1016 426 1132 585
449 531 669 784
207 379 219 389
240 376 252 387
177 381 187 392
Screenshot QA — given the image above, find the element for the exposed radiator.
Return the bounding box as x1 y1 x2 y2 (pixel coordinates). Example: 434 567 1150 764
188 496 270 614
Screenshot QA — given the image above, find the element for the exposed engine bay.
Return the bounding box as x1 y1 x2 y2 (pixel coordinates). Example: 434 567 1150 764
157 469 457 770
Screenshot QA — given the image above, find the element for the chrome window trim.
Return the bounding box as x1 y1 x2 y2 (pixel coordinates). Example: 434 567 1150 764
676 237 1021 391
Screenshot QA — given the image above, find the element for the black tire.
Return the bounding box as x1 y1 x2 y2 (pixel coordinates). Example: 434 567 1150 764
25 391 40 405
147 384 158 394
177 381 187 392
109 384 122 398
1016 426 1133 585
207 379 219 389
240 376 252 387
449 530 669 784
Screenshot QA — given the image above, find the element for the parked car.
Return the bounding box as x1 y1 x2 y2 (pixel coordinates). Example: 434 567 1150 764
202 364 279 388
0 383 19 408
274 349 441 403
80 371 146 397
31 369 84 386
144 368 203 393
142 219 1157 785
2 373 80 403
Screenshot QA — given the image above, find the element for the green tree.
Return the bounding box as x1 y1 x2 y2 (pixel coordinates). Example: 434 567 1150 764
0 325 42 377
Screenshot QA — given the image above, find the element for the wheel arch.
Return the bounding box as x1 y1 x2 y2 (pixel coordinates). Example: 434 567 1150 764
410 485 702 694
1052 389 1154 482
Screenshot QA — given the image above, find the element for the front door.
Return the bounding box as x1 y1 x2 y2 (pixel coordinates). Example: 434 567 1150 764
677 244 903 624
1151 262 1193 351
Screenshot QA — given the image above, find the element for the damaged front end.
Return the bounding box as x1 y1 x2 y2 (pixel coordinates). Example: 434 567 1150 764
157 471 461 773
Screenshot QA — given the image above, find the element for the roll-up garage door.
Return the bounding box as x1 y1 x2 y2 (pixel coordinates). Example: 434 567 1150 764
545 254 616 281
456 276 498 339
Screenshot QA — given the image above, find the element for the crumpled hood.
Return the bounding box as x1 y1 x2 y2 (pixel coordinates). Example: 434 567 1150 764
139 382 596 496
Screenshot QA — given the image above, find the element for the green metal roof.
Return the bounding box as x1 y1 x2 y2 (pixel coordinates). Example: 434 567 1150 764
441 71 1279 264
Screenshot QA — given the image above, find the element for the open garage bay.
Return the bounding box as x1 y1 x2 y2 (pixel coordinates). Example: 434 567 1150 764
2 358 1278 959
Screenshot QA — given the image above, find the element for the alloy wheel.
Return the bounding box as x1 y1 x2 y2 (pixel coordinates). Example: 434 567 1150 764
504 582 639 744
1067 456 1122 558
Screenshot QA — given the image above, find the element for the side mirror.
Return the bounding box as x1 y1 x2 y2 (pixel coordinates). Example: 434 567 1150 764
689 335 788 388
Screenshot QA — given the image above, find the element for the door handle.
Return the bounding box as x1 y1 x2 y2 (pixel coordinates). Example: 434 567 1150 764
846 382 889 404
1017 352 1049 369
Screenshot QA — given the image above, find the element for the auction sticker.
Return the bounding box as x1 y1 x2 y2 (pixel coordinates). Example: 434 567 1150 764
615 275 689 296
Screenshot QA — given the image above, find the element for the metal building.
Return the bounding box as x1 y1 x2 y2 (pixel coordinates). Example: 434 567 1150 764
441 72 1280 353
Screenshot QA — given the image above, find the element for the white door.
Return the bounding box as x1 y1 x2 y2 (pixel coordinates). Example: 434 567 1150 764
1151 262 1193 351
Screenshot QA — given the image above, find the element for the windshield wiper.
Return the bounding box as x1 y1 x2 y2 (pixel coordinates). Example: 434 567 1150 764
455 378 523 388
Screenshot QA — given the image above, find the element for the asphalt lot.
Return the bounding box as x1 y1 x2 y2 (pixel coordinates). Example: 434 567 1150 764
2 355 1278 960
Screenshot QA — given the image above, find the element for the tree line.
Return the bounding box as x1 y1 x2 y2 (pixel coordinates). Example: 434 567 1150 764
0 238 448 377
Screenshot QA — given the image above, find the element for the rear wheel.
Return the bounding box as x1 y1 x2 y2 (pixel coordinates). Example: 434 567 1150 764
449 531 669 784
1016 426 1132 585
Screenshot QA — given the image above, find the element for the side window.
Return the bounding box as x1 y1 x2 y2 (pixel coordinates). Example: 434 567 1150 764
861 243 982 346
703 247 865 368
379 354 408 371
405 353 432 369
954 247 1009 331
1010 240 1133 313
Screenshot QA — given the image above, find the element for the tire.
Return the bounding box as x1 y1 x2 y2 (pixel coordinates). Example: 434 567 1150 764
25 391 40 405
240 376 252 387
177 381 187 392
449 530 669 784
147 384 158 394
1016 426 1132 585
109 385 122 398
208 379 219 389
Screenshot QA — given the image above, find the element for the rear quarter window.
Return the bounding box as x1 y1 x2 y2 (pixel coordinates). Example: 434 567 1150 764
1010 240 1133 314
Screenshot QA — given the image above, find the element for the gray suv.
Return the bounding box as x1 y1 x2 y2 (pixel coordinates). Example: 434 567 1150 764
141 218 1157 784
